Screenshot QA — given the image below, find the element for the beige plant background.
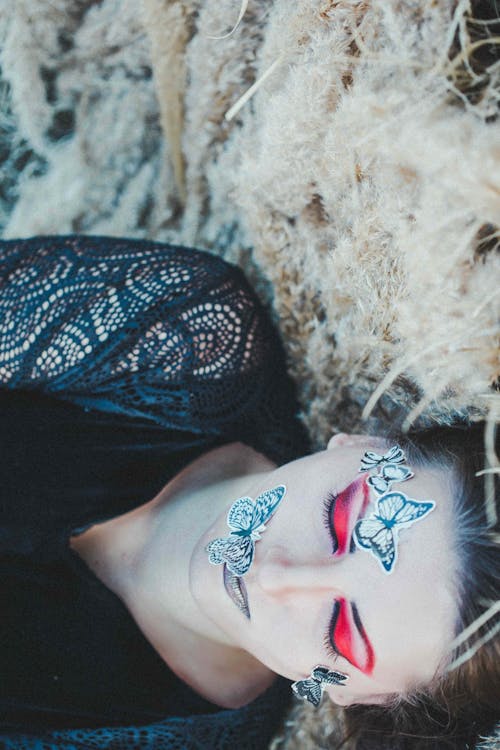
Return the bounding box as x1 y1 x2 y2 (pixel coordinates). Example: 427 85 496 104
0 0 498 747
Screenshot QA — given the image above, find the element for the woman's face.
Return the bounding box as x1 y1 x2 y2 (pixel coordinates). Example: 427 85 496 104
191 434 458 706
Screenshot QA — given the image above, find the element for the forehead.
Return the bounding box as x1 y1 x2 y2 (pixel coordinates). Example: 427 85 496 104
332 444 459 691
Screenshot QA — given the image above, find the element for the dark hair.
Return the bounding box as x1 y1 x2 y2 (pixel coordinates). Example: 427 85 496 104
340 423 499 750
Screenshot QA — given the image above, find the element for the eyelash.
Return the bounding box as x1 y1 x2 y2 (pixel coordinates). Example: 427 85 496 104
322 491 337 539
322 492 339 660
323 627 339 661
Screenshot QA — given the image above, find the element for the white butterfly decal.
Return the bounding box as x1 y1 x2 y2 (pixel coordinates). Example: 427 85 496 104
366 463 414 495
291 666 348 706
353 491 435 573
206 485 286 577
359 445 405 472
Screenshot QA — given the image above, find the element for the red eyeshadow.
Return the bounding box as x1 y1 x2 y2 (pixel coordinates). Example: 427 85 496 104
331 476 369 556
351 602 375 674
331 598 375 675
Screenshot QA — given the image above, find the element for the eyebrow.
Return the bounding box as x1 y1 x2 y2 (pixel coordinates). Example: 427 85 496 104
329 598 375 675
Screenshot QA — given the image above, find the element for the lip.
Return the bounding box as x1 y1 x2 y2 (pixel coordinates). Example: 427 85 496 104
223 565 251 619
331 476 370 556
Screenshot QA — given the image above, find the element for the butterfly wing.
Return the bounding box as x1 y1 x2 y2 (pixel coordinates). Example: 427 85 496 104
311 666 348 686
250 485 286 531
369 527 397 572
219 535 255 577
227 496 256 534
223 566 250 619
377 492 435 527
367 474 390 495
359 451 384 472
380 463 413 483
383 446 405 465
353 517 385 549
394 498 435 525
206 537 232 565
354 518 396 573
359 445 405 472
291 678 323 706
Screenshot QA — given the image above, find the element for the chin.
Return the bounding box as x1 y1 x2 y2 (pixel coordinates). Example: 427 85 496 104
188 537 211 608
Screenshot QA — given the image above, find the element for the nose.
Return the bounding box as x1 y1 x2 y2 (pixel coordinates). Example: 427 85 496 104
256 558 337 595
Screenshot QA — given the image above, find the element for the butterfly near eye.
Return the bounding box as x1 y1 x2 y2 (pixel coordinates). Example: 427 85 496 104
353 491 435 573
366 463 414 495
359 445 405 472
206 485 286 577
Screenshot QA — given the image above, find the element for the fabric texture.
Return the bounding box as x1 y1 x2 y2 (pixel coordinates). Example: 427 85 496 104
0 234 308 750
2 702 289 750
0 234 308 464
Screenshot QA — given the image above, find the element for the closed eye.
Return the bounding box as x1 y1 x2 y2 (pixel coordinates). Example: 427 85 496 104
322 492 338 554
322 477 370 557
325 598 375 675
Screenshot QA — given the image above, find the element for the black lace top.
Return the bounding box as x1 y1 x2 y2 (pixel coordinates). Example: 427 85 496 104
0 235 310 750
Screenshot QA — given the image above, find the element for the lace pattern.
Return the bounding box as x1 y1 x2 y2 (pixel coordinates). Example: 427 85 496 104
0 236 303 460
1 236 255 380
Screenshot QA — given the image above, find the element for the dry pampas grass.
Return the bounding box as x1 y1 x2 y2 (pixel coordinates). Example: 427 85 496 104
0 0 498 748
1 0 498 441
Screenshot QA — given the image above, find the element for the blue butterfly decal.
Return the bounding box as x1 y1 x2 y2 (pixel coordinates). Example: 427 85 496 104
291 666 349 706
359 446 405 472
366 463 413 495
206 485 286 576
353 491 435 573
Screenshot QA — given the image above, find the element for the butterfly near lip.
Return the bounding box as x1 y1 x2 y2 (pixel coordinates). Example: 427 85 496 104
206 485 286 577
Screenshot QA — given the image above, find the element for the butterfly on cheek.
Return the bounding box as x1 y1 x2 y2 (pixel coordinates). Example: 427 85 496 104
205 485 286 577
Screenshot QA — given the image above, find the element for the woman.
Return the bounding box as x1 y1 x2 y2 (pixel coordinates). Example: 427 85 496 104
0 234 498 750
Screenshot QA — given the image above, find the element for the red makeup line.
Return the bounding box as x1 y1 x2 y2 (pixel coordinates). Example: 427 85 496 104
330 475 370 556
330 597 375 675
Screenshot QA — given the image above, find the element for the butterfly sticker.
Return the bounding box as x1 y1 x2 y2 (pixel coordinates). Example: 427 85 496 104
206 485 286 577
291 665 349 707
223 565 250 619
359 445 405 472
353 491 435 573
366 463 414 495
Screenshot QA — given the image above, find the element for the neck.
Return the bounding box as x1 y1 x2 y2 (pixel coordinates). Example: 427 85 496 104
71 441 277 707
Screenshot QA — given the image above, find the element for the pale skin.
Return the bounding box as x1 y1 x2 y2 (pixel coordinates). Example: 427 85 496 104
70 433 459 710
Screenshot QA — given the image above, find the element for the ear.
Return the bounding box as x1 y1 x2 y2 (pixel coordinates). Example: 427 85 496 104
327 433 353 450
327 433 389 451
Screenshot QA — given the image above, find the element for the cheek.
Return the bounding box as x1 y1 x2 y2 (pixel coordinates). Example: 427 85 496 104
243 595 322 680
